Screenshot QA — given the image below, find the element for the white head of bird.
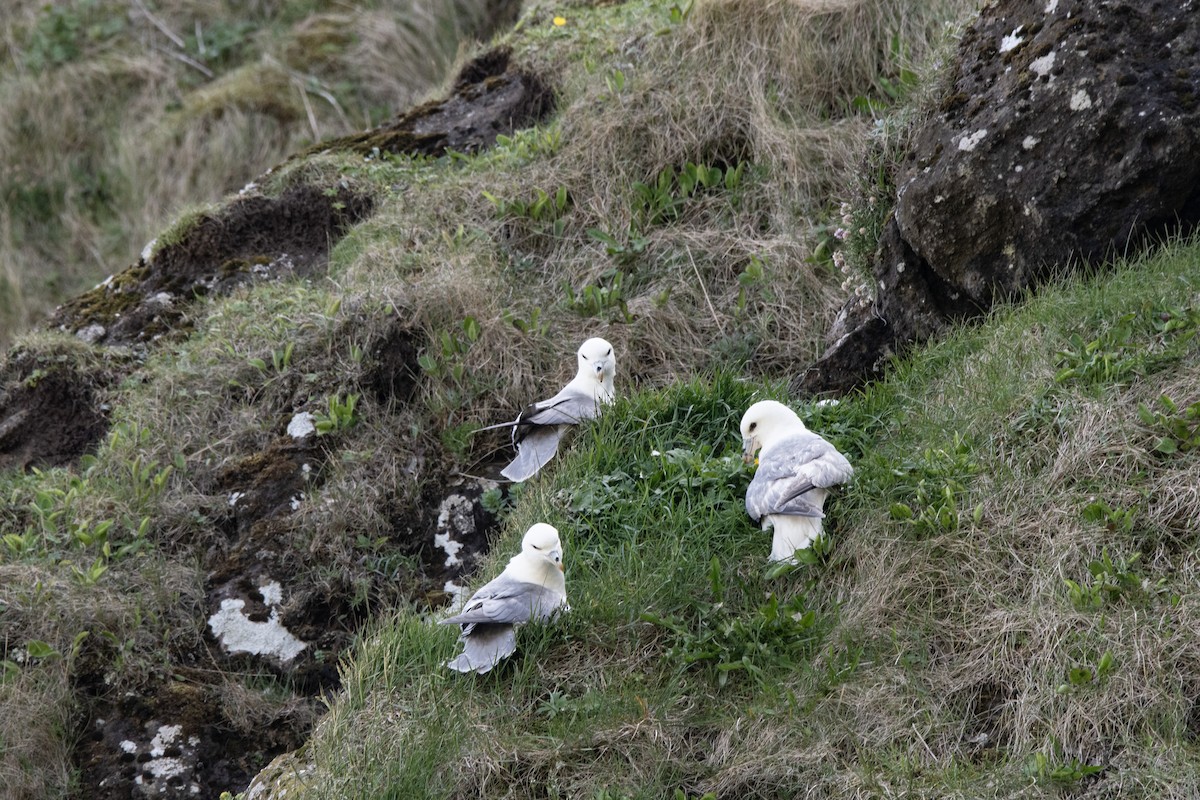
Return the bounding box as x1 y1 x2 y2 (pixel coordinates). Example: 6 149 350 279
575 337 616 401
740 400 806 463
509 522 565 584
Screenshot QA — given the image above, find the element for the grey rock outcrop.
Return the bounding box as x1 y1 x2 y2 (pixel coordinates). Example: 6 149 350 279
800 0 1200 394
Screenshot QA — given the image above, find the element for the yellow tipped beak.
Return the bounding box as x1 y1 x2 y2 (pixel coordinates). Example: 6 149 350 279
557 561 565 572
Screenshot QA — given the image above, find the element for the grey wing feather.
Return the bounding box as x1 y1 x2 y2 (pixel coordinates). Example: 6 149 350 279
517 387 599 431
445 623 517 674
500 426 564 482
746 432 853 521
440 576 564 627
441 576 565 674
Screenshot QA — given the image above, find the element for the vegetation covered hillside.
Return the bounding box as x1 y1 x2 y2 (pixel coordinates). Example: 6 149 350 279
289 240 1200 798
0 0 515 345
7 0 1197 798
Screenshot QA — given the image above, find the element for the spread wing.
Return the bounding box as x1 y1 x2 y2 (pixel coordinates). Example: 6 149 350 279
511 385 600 444
439 574 565 629
500 426 564 482
745 432 853 521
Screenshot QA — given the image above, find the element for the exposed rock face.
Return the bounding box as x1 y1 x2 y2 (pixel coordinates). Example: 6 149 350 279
306 46 555 159
799 0 1200 394
51 184 375 348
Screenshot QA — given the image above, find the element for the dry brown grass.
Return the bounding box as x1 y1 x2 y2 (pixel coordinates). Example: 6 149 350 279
0 0 509 347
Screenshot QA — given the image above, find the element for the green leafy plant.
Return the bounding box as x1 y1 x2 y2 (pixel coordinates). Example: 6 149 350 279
1064 549 1165 611
314 393 359 435
734 254 774 318
668 0 695 24
885 434 980 537
417 316 482 382
501 306 550 337
538 689 603 720
586 227 649 266
850 34 919 116
1080 498 1136 534
565 270 632 321
483 185 571 237
1137 394 1200 455
1023 749 1104 785
1056 651 1116 694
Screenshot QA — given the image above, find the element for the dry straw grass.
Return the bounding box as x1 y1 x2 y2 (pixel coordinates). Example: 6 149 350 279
0 0 509 347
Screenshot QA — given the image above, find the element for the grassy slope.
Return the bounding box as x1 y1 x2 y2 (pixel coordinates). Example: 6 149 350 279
10 0 1198 798
0 0 503 345
301 238 1200 799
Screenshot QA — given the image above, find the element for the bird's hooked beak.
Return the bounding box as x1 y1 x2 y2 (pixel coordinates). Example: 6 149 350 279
592 359 608 382
550 548 564 572
742 436 758 465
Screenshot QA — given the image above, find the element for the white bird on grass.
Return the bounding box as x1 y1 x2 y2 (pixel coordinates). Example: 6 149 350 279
740 400 854 563
481 337 616 482
440 522 568 674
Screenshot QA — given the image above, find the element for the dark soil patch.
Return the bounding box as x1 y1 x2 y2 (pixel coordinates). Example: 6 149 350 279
75 674 318 800
304 46 555 159
364 322 422 408
51 183 374 347
0 346 130 472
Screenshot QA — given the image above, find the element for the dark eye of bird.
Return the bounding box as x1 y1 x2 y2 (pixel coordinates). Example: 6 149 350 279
606 348 612 356
749 422 757 431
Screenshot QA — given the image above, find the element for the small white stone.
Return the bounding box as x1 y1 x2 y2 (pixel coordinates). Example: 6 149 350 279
140 240 157 261
1070 89 1093 110
1045 0 1059 12
76 324 106 344
287 412 316 439
896 263 906 274
1022 135 1040 150
120 740 138 754
228 491 244 507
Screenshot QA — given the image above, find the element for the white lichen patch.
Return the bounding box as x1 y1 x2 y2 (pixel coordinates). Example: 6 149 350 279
1030 51 1056 79
150 724 182 758
228 491 245 507
259 581 283 606
1000 27 1023 53
434 531 465 567
120 739 138 754
207 581 306 662
1070 89 1093 110
287 412 316 438
1022 135 1041 150
1044 0 1059 12
958 129 988 151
